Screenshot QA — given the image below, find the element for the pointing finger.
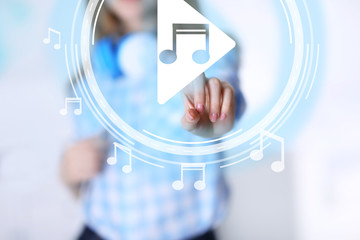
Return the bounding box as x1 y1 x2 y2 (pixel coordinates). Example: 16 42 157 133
193 73 206 113
207 78 222 123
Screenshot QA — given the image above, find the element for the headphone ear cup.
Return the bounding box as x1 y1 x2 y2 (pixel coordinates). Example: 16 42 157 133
116 32 157 80
93 37 123 79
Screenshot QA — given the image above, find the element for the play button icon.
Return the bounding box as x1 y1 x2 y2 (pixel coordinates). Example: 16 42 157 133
157 0 236 104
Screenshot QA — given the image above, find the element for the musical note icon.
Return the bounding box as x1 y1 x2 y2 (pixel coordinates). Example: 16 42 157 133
107 142 132 174
43 28 61 50
159 24 210 64
250 130 285 173
172 163 206 191
59 98 82 116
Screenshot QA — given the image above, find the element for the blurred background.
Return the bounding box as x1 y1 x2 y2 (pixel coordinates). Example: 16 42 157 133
0 0 359 239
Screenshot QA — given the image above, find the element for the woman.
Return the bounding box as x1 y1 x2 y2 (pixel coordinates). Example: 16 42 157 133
61 0 244 239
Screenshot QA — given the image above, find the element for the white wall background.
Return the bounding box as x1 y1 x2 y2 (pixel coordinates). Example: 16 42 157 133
0 0 359 239
220 1 360 240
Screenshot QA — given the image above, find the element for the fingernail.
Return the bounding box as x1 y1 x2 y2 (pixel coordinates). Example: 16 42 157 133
196 104 205 113
210 113 218 122
220 113 227 121
187 111 195 121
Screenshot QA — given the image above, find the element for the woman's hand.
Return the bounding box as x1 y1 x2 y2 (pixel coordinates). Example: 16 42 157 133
181 74 236 138
60 138 105 193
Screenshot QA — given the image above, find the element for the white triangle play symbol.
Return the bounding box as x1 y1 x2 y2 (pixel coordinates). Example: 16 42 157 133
157 0 236 104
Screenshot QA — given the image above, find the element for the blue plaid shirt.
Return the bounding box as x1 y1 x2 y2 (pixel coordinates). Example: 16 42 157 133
75 33 243 240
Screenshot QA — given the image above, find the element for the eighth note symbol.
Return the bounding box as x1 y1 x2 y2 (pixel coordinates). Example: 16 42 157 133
250 130 285 173
172 163 206 191
159 24 210 64
43 28 61 50
60 98 82 116
107 142 132 174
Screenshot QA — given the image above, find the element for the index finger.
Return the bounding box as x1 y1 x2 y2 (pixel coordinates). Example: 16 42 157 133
193 73 206 113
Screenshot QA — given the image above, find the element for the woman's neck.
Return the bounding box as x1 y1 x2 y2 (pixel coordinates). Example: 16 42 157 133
123 18 143 33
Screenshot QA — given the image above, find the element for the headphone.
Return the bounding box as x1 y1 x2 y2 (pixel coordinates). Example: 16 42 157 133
92 32 157 81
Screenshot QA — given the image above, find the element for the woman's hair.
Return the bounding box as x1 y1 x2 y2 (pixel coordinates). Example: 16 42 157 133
93 0 201 39
95 3 124 39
